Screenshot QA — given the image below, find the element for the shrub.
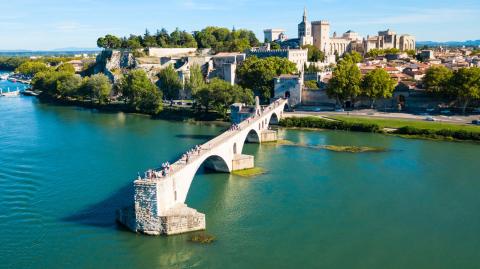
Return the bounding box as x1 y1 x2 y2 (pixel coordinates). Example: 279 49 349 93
279 117 380 133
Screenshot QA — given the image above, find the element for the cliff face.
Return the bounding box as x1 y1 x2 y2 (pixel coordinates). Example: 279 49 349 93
93 50 136 82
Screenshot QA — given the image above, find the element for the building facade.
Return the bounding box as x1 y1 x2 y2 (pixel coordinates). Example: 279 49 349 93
364 30 416 52
264 29 287 43
298 8 313 46
247 48 308 72
297 9 415 56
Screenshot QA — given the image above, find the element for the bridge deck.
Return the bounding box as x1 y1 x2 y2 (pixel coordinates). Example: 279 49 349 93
140 99 287 182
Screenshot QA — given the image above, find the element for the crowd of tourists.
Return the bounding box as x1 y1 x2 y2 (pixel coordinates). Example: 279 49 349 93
140 162 173 180
228 123 241 131
182 145 203 164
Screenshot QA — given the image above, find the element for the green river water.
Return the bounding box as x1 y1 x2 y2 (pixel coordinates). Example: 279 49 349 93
0 95 479 269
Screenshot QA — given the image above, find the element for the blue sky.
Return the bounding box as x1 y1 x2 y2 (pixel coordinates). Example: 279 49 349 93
1 0 479 50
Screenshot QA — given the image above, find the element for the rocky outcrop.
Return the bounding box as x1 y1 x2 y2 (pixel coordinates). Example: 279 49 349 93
93 50 136 82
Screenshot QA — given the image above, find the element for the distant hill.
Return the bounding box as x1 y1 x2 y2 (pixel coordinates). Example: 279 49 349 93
52 47 101 52
417 40 480 48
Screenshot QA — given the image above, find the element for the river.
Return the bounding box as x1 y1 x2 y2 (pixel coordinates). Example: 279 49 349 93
1 94 479 268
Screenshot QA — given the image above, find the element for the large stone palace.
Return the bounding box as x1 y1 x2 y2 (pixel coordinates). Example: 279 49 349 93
287 8 416 56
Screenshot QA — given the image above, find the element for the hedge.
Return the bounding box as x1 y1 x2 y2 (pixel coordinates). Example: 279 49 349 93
279 117 381 133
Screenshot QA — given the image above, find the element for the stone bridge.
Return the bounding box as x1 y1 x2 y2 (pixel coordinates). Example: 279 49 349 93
118 99 288 235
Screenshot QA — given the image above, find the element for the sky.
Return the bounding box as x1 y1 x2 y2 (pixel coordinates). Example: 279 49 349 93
1 0 479 50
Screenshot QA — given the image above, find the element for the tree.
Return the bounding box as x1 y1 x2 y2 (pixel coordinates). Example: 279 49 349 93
142 29 158 47
406 49 417 58
449 67 480 114
97 35 122 49
185 64 205 96
304 80 319 89
16 61 50 76
81 74 112 104
236 56 297 102
270 42 281 50
326 59 362 106
118 69 163 114
361 68 396 108
32 70 80 98
423 66 453 96
57 73 82 98
193 78 254 117
157 65 182 100
302 45 325 62
342 51 363 64
194 26 259 52
56 63 76 74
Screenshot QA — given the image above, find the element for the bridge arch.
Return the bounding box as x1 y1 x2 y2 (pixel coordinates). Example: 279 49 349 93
269 112 280 125
245 128 261 144
202 154 230 173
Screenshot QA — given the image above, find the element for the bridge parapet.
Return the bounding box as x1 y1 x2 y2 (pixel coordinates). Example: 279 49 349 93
118 98 288 235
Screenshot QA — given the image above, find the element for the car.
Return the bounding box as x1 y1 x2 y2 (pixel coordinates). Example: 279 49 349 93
473 108 480 113
425 116 436 122
440 109 451 114
426 108 435 112
335 108 345 112
472 120 480 125
314 108 321 112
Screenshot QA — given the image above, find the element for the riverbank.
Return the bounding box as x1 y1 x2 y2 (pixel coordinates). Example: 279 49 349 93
279 116 480 142
37 94 226 123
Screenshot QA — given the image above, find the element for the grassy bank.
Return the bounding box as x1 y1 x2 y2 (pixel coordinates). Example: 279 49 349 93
279 116 480 142
329 116 480 132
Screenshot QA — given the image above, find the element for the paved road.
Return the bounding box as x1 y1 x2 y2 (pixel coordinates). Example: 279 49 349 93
286 110 480 125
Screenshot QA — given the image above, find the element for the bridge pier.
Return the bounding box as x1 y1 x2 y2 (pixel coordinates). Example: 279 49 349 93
232 154 255 171
116 99 289 236
260 130 278 142
117 179 206 236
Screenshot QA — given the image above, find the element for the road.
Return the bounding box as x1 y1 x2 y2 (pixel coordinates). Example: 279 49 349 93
286 109 480 125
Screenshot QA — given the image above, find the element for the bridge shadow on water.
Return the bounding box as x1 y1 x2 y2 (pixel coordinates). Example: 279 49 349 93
61 184 134 230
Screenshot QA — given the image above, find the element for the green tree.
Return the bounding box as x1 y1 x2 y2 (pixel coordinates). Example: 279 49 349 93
236 56 297 102
361 68 396 108
270 42 281 50
302 45 325 62
193 78 253 117
16 61 50 76
56 63 76 74
304 80 319 89
97 34 122 49
81 74 112 104
118 69 162 114
142 29 158 47
326 59 362 106
423 66 453 96
194 26 259 52
406 49 417 58
186 64 205 96
342 51 363 64
157 65 182 100
57 73 82 98
449 67 480 114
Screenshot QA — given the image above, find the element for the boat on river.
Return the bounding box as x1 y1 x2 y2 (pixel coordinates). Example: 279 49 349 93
0 73 9 80
0 88 20 97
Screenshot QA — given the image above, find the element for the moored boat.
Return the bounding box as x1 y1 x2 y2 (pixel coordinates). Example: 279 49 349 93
0 88 20 97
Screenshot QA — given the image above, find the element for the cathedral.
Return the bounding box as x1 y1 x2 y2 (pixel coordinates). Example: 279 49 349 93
297 8 415 56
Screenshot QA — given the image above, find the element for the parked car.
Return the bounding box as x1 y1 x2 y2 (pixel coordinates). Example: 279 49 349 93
335 108 345 112
472 119 480 125
425 116 436 122
314 108 321 112
426 108 435 112
440 109 451 114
